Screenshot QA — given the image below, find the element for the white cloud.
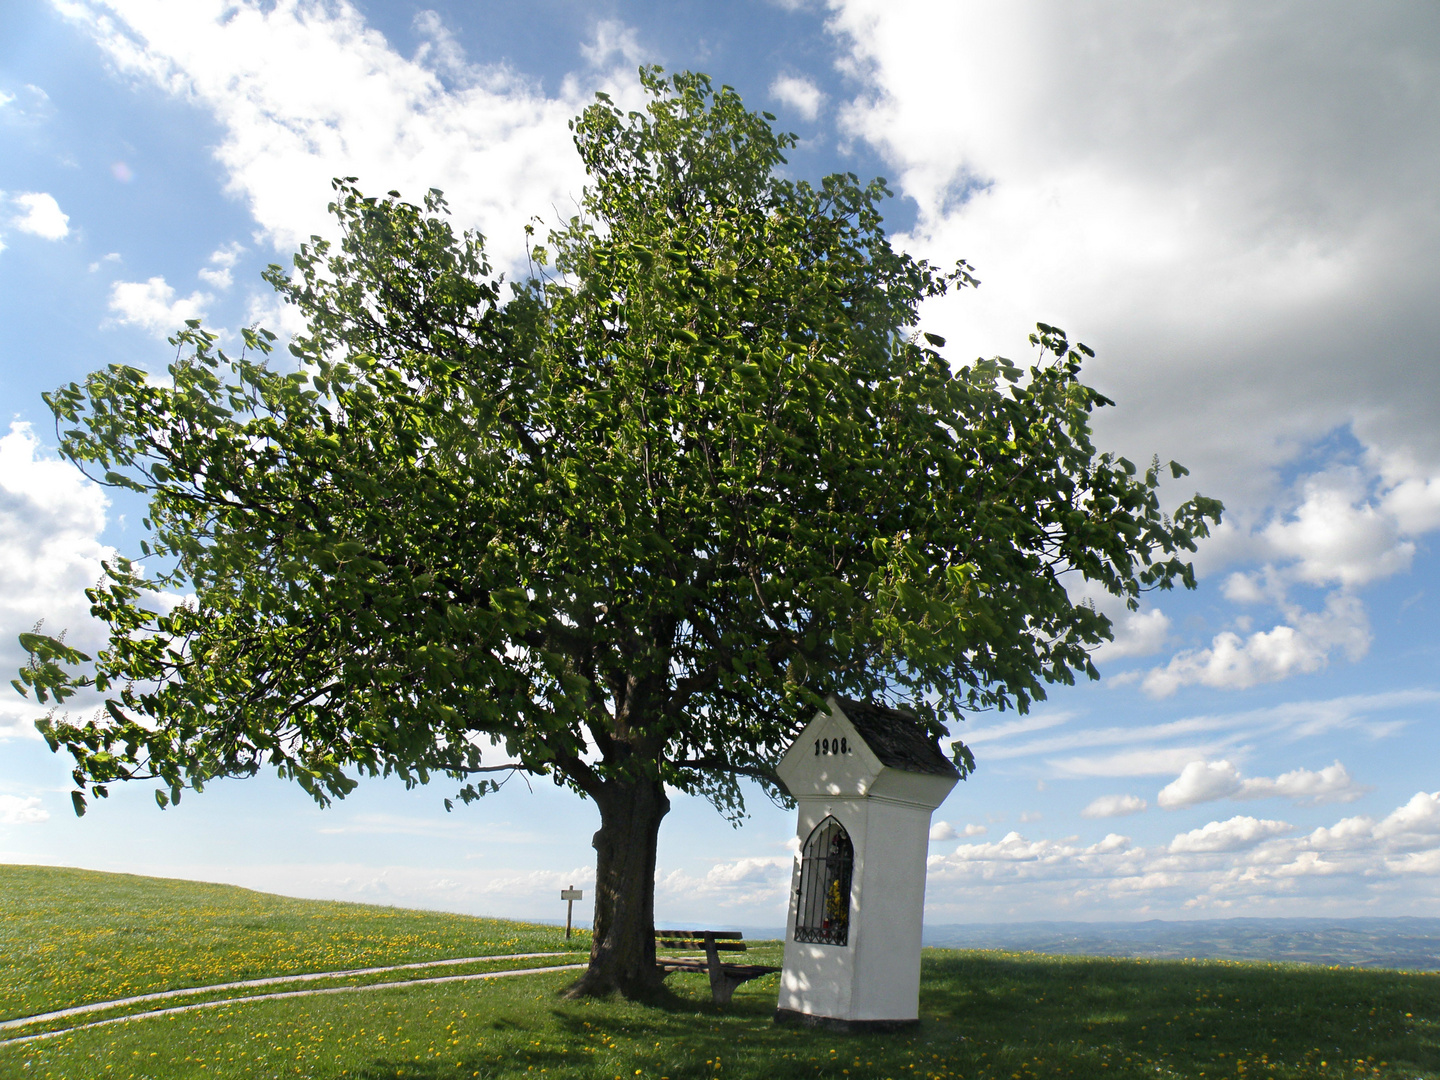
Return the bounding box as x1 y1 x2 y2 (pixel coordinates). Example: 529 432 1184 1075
1168 816 1294 854
1159 758 1370 809
826 0 1440 561
10 192 70 239
1263 468 1414 587
1157 760 1245 808
1049 747 1222 778
936 830 1133 867
1095 608 1171 660
769 74 825 121
579 19 646 69
1141 591 1370 697
994 691 1423 783
207 240 243 268
1305 815 1375 852
58 0 646 269
1081 794 1147 819
0 795 50 824
1245 760 1369 805
655 855 793 912
1373 790 1440 850
108 275 211 337
923 789 1440 919
1376 448 1440 535
0 423 114 739
930 821 989 839
197 241 243 289
411 10 468 80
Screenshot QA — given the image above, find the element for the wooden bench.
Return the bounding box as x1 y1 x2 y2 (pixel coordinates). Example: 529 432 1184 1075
655 930 779 1004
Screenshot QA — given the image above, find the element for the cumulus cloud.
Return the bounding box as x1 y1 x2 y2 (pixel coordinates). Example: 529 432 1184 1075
1168 816 1294 854
825 5 1440 704
9 191 70 240
933 830 1135 869
0 794 50 824
1094 608 1171 660
1141 591 1370 697
769 74 825 121
656 855 792 912
57 0 645 269
1373 790 1440 850
897 777 1440 922
1157 760 1245 808
1248 761 1369 805
1305 814 1375 852
0 423 113 739
1158 758 1370 809
923 786 1440 919
932 820 988 840
108 276 211 337
197 241 243 290
1081 794 1147 819
1263 467 1415 587
830 2 1440 498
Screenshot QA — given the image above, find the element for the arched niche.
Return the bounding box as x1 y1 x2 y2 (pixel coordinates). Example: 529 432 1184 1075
793 816 854 946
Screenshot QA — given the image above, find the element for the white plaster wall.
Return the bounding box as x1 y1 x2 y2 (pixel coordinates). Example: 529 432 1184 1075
849 798 932 1020
777 795 865 1018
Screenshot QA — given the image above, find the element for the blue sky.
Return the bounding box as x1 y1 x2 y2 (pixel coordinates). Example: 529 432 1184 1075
2 0 1439 930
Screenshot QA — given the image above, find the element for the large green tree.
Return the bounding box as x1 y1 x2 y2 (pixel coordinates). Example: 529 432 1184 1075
18 69 1220 997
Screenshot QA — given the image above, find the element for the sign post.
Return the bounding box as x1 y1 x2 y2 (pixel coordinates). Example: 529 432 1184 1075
560 887 583 939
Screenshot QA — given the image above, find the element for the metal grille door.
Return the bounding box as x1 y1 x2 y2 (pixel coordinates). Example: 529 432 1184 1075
793 816 854 946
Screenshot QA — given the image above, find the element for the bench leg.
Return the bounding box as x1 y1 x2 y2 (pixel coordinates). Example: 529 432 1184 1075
711 973 745 1005
704 933 726 1003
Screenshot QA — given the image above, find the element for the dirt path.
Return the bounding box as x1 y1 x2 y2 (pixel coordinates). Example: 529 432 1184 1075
0 953 585 1047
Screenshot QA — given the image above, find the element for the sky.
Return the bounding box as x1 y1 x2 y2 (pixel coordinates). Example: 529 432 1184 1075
1 0 1439 931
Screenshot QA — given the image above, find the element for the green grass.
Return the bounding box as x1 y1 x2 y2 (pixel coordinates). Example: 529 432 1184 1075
2 865 1437 1079
0 864 587 1021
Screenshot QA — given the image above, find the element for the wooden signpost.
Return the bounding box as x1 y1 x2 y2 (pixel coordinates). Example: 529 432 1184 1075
560 887 583 939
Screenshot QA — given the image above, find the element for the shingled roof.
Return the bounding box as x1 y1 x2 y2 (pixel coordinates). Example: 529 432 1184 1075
832 696 960 779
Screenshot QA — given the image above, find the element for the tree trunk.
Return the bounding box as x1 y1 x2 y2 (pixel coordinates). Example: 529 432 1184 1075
566 774 670 998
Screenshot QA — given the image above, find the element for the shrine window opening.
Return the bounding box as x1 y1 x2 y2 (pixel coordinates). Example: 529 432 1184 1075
793 816 854 946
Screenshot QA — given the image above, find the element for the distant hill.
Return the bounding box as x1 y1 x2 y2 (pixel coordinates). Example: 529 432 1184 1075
921 918 1440 970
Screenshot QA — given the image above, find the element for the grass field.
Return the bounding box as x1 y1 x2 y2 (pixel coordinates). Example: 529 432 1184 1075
0 864 587 1021
2 865 1437 1079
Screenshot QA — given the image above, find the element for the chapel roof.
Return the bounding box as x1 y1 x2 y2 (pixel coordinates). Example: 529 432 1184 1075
832 696 960 779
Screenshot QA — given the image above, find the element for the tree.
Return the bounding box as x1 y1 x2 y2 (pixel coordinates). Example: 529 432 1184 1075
17 69 1221 998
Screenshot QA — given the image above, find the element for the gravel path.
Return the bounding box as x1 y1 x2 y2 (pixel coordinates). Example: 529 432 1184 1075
0 953 585 1047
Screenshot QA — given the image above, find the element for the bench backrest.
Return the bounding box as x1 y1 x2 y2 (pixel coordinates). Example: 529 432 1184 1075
655 930 747 952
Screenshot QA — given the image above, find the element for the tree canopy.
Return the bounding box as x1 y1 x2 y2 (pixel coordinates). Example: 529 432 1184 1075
17 68 1221 996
